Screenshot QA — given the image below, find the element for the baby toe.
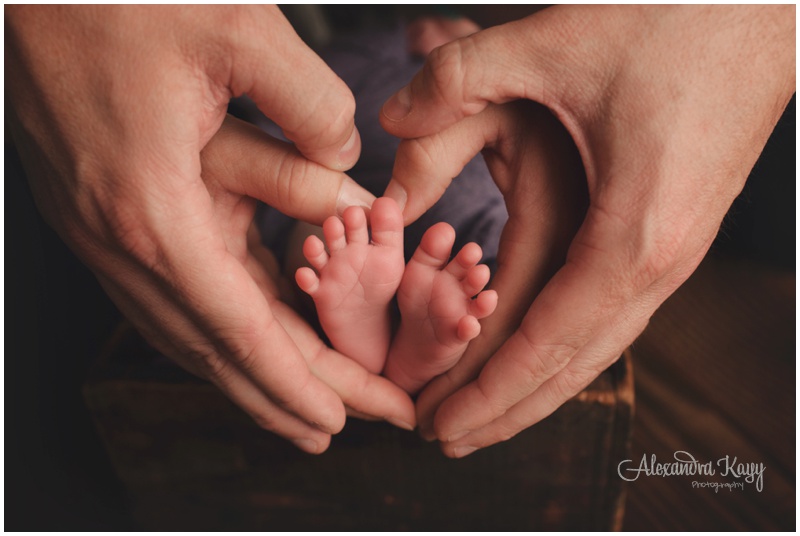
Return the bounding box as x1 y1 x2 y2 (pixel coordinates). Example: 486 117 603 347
411 222 455 269
323 215 347 252
456 315 481 342
303 235 329 271
446 242 483 280
343 206 369 245
369 197 404 248
470 289 498 320
462 264 491 297
295 267 321 296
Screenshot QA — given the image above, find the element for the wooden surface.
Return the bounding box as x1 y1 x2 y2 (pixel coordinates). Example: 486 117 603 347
84 332 633 531
623 253 795 530
82 242 795 531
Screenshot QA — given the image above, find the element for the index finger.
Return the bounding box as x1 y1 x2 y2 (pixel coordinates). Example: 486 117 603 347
267 298 418 431
202 116 375 223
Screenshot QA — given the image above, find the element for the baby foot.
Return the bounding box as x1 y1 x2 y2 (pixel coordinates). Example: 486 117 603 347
295 198 405 374
384 222 498 394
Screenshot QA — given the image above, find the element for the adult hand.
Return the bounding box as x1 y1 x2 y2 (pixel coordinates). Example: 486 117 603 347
380 5 795 456
6 5 406 453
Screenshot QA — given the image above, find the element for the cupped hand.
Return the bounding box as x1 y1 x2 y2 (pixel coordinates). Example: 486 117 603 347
380 5 795 456
6 5 415 452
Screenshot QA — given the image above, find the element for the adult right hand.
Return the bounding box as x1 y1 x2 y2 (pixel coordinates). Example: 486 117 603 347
380 5 795 456
5 5 414 453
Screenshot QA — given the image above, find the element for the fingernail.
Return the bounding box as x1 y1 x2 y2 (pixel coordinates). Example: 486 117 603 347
447 430 469 442
337 127 360 169
421 430 437 442
453 445 478 458
341 127 359 153
383 86 412 121
336 181 375 217
291 438 319 453
384 180 408 211
385 417 415 431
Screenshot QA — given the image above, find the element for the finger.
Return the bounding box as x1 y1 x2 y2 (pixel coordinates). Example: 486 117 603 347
202 116 374 223
380 16 557 139
147 187 348 434
204 355 333 454
445 242 483 280
243 247 414 432
302 234 329 271
267 299 417 432
343 205 369 245
368 197 404 248
188 256 347 434
441 345 630 458
310 345 417 432
383 114 492 223
406 16 482 58
430 203 701 443
244 237 411 437
322 215 347 252
96 245 346 438
229 6 361 170
416 102 587 439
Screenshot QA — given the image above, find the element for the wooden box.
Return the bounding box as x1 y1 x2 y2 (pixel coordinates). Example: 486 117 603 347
84 325 633 530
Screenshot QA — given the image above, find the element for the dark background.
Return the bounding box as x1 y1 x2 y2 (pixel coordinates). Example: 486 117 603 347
5 6 795 529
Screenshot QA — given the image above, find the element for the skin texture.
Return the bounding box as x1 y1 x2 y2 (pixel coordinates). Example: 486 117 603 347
385 222 497 395
406 16 481 58
5 5 416 453
296 198 406 375
297 198 497 394
380 5 795 457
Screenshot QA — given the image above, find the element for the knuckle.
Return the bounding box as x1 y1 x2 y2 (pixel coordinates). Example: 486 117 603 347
494 422 519 444
290 83 355 151
426 41 467 108
82 187 162 268
194 345 235 384
403 138 439 171
250 410 280 432
550 368 592 405
516 330 581 382
474 374 514 418
425 39 483 115
577 203 695 297
219 319 270 370
273 154 313 208
631 230 686 290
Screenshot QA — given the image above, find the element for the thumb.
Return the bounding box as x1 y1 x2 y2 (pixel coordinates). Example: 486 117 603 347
380 16 556 139
384 105 511 224
230 6 360 172
203 116 374 224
